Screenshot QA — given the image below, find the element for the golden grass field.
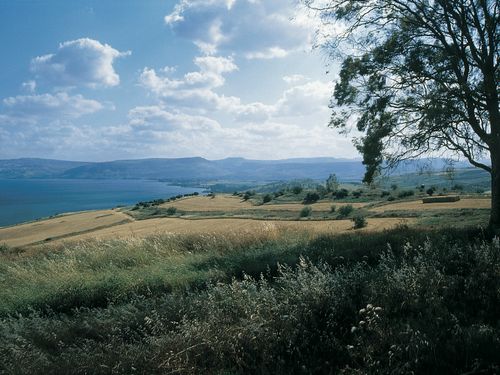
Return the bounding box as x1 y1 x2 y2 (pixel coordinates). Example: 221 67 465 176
161 195 367 212
0 195 490 248
0 210 132 247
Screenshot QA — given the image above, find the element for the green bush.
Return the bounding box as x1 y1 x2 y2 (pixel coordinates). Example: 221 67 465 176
352 215 367 229
338 204 354 217
330 205 337 213
398 189 415 198
166 207 177 215
335 188 349 199
352 190 362 198
387 196 395 201
262 194 272 203
299 206 312 217
303 192 320 204
291 186 303 194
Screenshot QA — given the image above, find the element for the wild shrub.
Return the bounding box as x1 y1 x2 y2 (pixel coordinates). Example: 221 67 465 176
338 204 354 218
335 188 349 199
330 205 337 213
352 215 367 229
262 194 272 203
299 206 312 217
381 190 391 197
398 189 415 198
303 192 320 204
166 207 177 215
291 186 303 194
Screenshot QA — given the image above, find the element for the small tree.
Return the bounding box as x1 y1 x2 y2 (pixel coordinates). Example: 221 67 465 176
262 194 272 204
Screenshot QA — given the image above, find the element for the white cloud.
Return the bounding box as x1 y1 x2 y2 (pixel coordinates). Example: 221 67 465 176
165 0 313 57
2 92 103 121
283 74 307 84
139 55 239 109
31 38 130 88
245 47 289 60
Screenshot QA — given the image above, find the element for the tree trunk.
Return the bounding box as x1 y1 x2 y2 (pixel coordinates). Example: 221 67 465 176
490 151 500 235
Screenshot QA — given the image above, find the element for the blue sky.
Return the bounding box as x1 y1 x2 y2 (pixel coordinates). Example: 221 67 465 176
0 0 357 161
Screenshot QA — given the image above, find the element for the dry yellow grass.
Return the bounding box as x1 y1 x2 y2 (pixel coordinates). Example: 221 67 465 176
162 195 366 212
370 197 491 212
2 194 488 249
0 209 132 247
54 217 412 245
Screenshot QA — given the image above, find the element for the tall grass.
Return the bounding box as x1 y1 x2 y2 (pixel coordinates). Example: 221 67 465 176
0 226 498 374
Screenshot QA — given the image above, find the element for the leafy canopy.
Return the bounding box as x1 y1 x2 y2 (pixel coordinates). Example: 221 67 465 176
305 0 499 182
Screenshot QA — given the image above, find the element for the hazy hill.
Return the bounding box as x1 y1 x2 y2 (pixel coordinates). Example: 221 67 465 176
0 158 90 179
0 157 366 181
0 156 477 182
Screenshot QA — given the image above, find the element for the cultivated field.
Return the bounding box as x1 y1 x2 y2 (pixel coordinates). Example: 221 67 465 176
0 209 132 247
0 194 488 248
160 194 367 212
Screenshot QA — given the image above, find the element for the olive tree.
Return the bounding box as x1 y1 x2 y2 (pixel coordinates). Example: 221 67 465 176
304 0 499 229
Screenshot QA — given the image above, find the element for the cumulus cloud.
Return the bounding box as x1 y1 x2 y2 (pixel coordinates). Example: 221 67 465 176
165 0 312 57
139 55 240 109
31 38 130 88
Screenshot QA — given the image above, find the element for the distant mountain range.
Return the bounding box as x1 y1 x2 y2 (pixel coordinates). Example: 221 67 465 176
0 157 474 182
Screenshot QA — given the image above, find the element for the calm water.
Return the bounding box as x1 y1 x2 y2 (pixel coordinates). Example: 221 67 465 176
0 179 201 227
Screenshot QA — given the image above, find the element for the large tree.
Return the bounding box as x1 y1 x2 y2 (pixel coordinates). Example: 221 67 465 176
304 0 500 230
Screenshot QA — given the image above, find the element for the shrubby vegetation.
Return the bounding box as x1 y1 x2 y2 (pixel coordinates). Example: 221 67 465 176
0 227 498 374
338 204 354 218
299 206 312 218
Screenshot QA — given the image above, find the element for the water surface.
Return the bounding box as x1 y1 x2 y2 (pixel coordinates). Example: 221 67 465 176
0 179 200 227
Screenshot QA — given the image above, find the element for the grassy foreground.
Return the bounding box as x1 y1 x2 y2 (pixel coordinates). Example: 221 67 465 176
0 226 499 374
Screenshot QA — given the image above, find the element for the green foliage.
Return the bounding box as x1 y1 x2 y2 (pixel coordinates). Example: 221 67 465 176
303 192 320 204
306 0 498 186
166 206 177 215
335 188 349 199
352 215 367 229
262 194 272 204
243 191 255 201
330 205 337 213
398 189 415 198
338 204 354 218
291 186 303 195
427 187 436 196
352 190 362 198
299 206 312 217
0 227 498 374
